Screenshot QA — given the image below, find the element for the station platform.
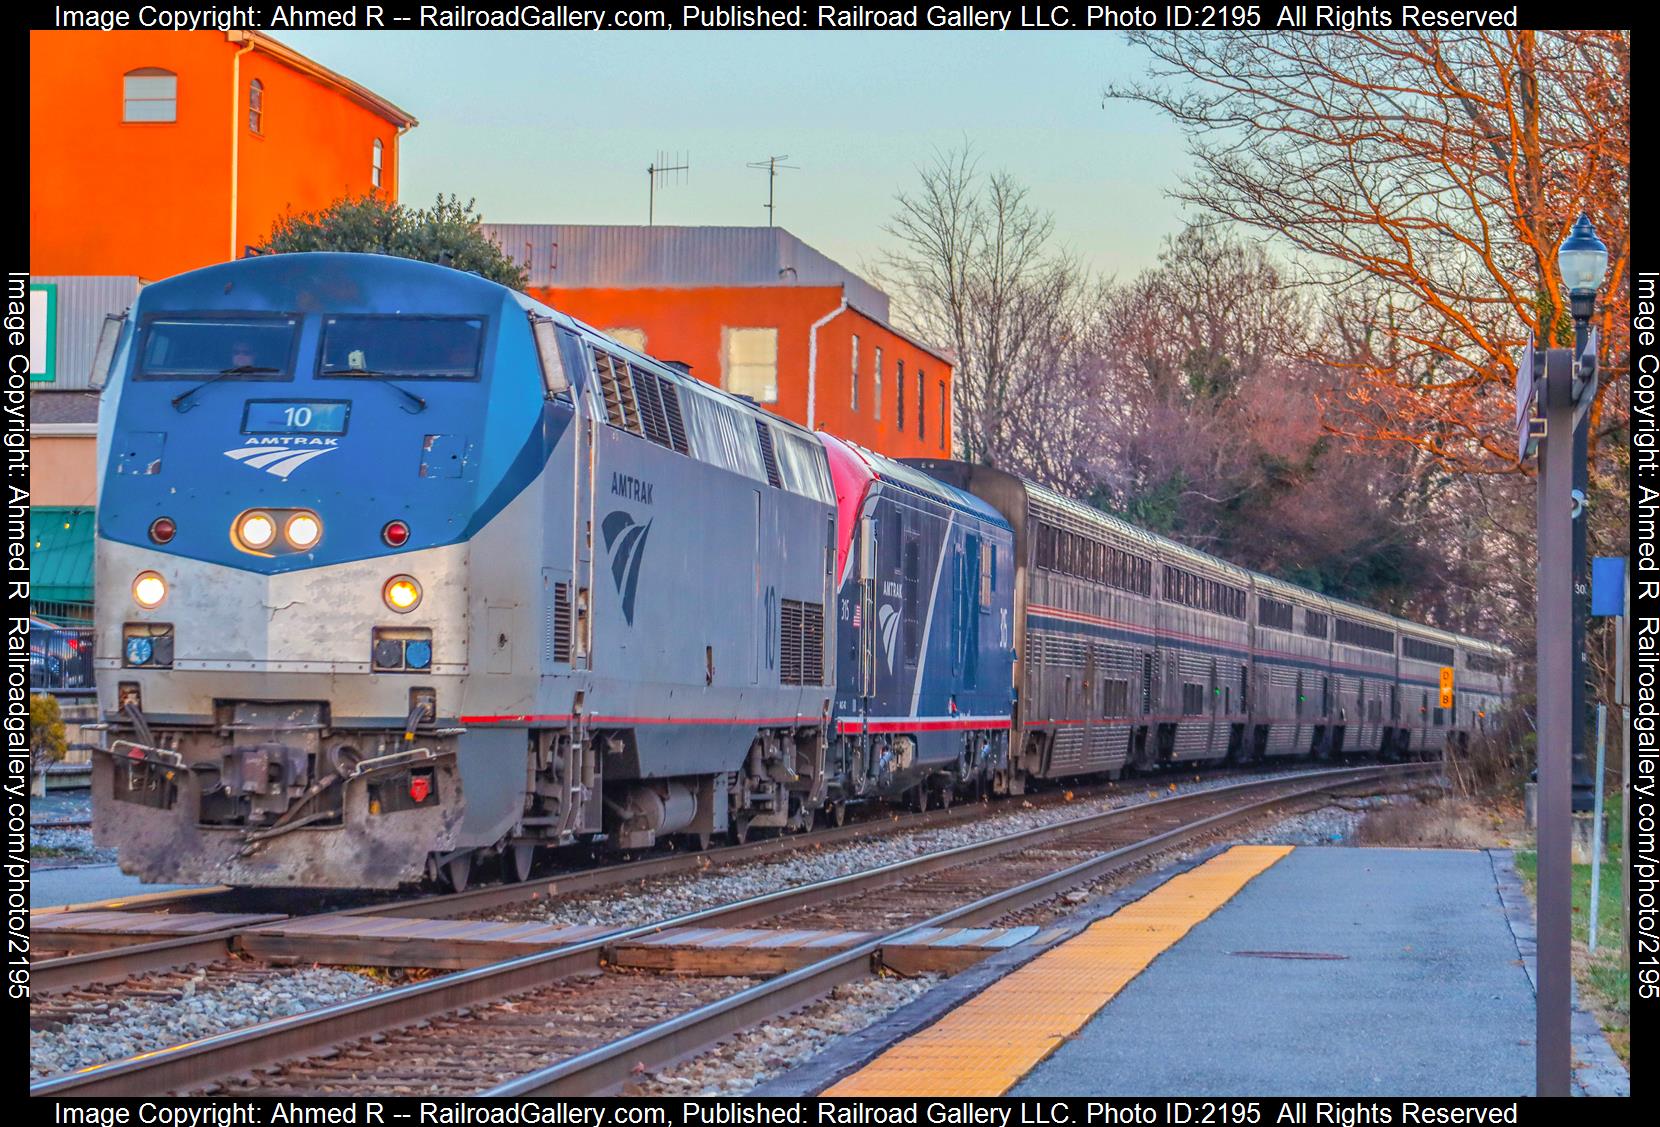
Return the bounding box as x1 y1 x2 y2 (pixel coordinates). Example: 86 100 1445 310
771 844 1628 1098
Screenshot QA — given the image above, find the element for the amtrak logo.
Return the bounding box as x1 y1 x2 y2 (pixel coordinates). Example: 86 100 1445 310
223 439 339 480
877 603 900 674
601 510 653 626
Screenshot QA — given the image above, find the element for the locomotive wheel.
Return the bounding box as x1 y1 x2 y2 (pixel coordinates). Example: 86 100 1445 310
934 784 953 812
829 801 847 827
906 782 928 813
508 844 535 883
443 853 473 893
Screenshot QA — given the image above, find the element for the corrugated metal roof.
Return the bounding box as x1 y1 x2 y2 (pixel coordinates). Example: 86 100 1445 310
482 225 890 321
30 507 95 607
32 276 143 391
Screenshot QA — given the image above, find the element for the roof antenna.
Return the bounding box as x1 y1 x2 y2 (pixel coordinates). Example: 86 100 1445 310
747 155 799 227
646 151 689 225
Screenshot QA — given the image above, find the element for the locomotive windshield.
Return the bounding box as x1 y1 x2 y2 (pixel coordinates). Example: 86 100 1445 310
318 315 484 380
136 315 299 379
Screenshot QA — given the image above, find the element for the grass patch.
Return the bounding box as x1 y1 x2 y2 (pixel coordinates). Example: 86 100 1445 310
1513 803 1630 1064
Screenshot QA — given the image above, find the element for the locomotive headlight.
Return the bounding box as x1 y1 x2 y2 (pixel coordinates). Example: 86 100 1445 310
284 512 322 549
236 511 277 551
383 575 422 613
133 571 168 609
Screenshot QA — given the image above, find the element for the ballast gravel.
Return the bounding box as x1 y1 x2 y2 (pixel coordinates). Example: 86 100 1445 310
30 967 381 1080
624 973 941 1096
486 768 1330 929
1238 794 1405 846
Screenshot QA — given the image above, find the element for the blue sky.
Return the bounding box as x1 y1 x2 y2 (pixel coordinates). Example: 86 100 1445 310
277 31 1196 282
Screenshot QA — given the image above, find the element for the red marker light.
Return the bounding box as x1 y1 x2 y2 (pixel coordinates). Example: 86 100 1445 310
149 517 176 544
382 520 410 548
409 775 431 803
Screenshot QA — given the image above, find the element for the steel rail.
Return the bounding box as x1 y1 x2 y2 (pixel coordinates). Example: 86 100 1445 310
29 777 1113 991
486 763 1435 1096
30 763 1429 1097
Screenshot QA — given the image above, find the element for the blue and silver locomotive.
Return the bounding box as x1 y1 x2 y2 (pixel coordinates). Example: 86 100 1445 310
90 253 1011 888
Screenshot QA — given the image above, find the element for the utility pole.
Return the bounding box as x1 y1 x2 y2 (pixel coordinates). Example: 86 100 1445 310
746 155 799 226
1522 212 1607 1097
1534 345 1575 1096
645 151 689 226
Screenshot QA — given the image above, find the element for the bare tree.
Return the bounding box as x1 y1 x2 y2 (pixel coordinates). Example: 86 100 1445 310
876 148 1093 477
1108 31 1630 474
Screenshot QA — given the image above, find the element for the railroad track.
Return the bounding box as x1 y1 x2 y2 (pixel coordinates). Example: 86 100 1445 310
30 762 1323 992
31 762 1433 1097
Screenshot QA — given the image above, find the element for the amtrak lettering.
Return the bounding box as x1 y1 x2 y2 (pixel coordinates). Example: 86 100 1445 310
601 510 653 626
222 436 341 480
610 472 654 504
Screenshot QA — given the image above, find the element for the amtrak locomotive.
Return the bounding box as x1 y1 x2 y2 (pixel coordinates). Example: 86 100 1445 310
89 253 1507 889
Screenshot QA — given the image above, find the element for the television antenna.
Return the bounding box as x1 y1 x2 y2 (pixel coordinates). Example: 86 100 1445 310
746 155 799 226
646 151 689 225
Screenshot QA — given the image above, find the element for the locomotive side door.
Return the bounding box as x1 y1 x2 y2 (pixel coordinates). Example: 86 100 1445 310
573 347 599 669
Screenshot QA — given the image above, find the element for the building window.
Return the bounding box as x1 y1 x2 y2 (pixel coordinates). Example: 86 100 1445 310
938 380 946 448
123 68 177 122
896 360 906 431
371 138 384 188
724 327 778 402
873 347 883 420
917 368 926 442
606 327 647 352
248 78 263 133
850 334 860 412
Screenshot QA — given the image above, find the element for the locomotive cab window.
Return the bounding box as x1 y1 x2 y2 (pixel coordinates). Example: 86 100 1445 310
319 316 484 380
135 315 299 380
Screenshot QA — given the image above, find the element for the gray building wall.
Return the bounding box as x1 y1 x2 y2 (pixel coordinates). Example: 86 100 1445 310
482 225 890 321
32 276 143 392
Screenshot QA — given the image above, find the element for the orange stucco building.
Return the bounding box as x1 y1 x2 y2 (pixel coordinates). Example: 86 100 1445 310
29 31 415 629
485 225 954 460
30 30 416 279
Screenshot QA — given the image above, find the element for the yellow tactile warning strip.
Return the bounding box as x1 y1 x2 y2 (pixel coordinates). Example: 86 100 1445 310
824 844 1295 1097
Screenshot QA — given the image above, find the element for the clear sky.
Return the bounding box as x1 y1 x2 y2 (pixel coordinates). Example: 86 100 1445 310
275 31 1196 284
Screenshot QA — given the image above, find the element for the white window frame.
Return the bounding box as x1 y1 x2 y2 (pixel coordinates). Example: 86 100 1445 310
873 347 883 420
372 138 384 188
723 327 778 404
850 334 860 412
123 68 177 123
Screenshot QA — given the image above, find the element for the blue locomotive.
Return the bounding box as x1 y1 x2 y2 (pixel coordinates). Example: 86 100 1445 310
88 253 1506 889
89 253 1005 888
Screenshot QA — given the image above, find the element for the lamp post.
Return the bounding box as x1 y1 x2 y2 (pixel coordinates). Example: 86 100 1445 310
1562 215 1609 815
1535 212 1606 1095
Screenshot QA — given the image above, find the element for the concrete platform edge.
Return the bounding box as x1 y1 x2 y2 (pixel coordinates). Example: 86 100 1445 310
1487 849 1628 1097
754 843 1237 1097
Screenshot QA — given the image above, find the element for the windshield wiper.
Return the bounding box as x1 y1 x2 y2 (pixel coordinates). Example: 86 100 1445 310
171 366 282 412
332 369 428 413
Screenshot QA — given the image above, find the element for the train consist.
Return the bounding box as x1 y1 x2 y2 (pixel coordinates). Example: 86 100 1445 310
89 254 1509 888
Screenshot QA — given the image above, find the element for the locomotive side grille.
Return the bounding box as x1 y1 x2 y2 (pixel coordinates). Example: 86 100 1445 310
634 365 673 449
780 598 825 685
754 419 784 488
658 375 691 454
802 600 824 683
595 351 642 435
780 599 803 684
552 582 573 664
